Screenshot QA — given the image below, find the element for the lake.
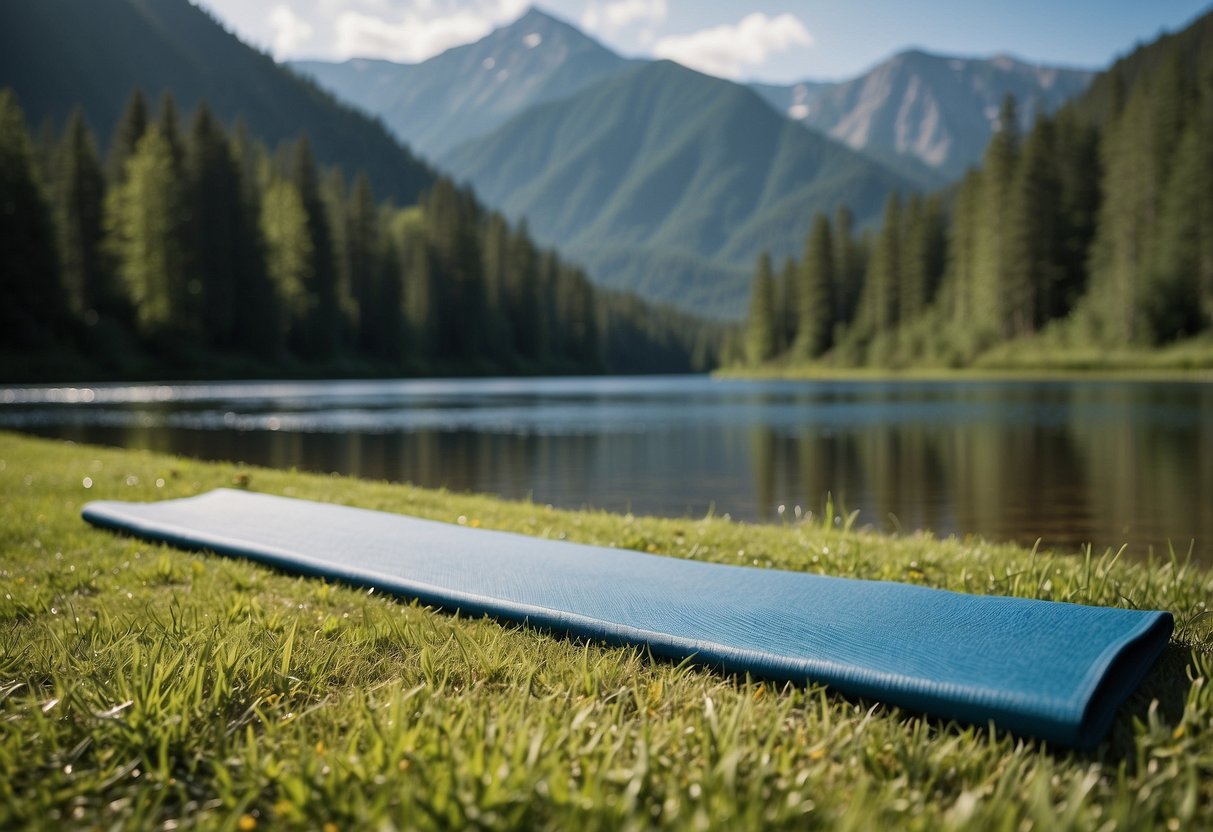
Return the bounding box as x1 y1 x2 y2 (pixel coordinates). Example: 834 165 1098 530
2 376 1210 561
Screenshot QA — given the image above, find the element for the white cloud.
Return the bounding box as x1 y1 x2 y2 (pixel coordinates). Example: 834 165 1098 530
335 8 492 61
652 13 813 80
267 5 315 59
581 0 667 36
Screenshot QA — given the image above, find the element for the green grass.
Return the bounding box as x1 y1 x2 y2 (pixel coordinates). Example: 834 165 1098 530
1 431 1211 830
719 334 1213 381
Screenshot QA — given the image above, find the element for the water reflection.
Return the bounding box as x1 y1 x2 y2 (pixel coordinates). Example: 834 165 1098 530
1 376 1209 560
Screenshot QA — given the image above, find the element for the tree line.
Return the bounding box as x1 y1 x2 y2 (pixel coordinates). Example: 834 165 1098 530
738 36 1213 368
1 88 719 379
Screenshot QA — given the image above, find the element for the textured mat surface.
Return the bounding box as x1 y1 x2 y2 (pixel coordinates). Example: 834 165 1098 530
83 489 1172 748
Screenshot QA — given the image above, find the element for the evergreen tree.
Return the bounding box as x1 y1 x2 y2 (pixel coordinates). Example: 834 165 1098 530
365 204 405 363
1053 109 1101 314
107 89 148 182
53 107 109 319
1148 97 1212 337
507 221 540 359
745 253 777 365
289 137 340 359
796 213 833 358
228 120 278 357
861 192 903 337
481 212 513 355
105 127 192 337
0 90 64 348
916 194 947 316
426 178 487 359
941 170 981 330
1087 85 1156 343
975 94 1020 340
156 92 186 174
321 167 356 345
403 218 438 361
1008 115 1061 334
186 103 244 348
775 257 797 355
832 205 860 326
346 171 379 353
260 176 313 353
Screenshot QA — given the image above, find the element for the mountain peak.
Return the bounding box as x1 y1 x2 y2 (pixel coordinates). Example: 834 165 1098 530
292 2 627 158
500 5 586 38
515 5 560 25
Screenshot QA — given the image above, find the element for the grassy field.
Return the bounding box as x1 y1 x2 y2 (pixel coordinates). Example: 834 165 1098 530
1 431 1210 830
717 335 1213 381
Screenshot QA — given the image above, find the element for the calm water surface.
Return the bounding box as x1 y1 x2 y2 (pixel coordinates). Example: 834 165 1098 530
2 376 1211 560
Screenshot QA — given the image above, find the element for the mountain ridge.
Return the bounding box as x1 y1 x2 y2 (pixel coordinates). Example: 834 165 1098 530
0 0 436 205
292 7 631 161
441 59 918 317
751 49 1095 178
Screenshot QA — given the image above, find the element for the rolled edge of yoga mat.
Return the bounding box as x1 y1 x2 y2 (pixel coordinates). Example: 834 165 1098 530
82 489 1174 749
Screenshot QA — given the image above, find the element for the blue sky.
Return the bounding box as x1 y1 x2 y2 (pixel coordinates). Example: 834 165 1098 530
196 0 1212 82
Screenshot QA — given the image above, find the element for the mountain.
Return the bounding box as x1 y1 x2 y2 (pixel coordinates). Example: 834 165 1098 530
0 0 434 205
291 7 630 161
442 60 919 317
752 51 1095 179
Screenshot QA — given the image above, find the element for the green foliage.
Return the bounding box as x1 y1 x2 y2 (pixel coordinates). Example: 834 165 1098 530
260 177 313 353
106 89 148 183
3 88 719 379
740 9 1213 371
3 432 1213 830
53 108 109 319
105 126 192 337
795 214 833 358
745 253 777 365
0 90 64 350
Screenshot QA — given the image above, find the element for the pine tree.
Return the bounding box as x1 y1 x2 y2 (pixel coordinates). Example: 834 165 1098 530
796 213 833 358
365 204 405 363
941 170 980 330
775 257 797 355
53 107 109 320
832 205 860 326
105 127 192 337
1087 85 1156 343
260 176 313 353
1008 115 1061 334
156 91 186 175
1148 105 1211 338
899 194 927 325
186 102 244 348
346 171 379 353
289 137 340 359
507 221 540 359
426 179 487 359
228 120 277 357
321 167 356 345
107 89 148 183
482 212 513 355
0 90 64 348
1053 109 1100 315
965 95 1020 341
861 192 902 337
745 253 777 365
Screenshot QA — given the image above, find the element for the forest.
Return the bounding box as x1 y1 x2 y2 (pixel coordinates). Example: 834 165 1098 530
0 88 719 381
738 24 1213 370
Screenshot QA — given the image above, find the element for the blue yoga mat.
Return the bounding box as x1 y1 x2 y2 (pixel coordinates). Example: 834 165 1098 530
83 489 1172 748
